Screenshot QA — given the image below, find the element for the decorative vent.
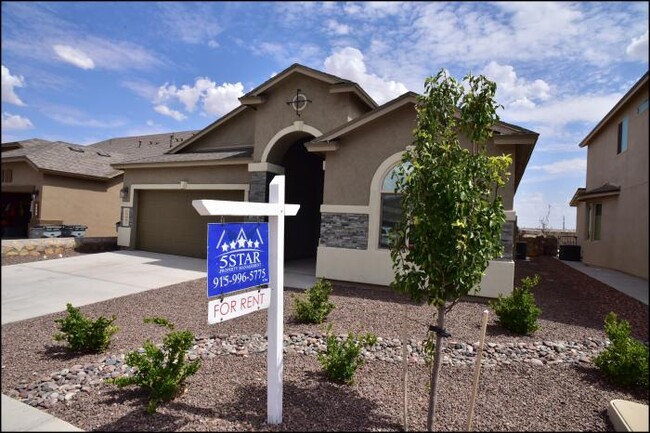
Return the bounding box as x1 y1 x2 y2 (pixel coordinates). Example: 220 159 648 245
96 151 111 157
68 146 85 153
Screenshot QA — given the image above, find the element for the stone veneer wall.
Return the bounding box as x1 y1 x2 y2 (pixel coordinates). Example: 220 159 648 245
319 213 368 250
500 220 515 260
249 172 272 203
1 237 118 258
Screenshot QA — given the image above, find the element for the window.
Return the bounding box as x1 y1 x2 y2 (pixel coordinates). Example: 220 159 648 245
617 116 628 154
1 169 13 183
638 98 649 114
585 203 602 241
379 163 410 248
594 204 602 241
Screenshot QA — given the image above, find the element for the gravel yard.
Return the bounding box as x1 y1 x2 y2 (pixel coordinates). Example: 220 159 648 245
1 256 648 431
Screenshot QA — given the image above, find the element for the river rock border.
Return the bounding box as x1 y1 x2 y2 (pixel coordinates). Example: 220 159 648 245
6 333 610 409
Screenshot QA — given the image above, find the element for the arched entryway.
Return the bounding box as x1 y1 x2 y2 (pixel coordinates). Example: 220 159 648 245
263 130 324 261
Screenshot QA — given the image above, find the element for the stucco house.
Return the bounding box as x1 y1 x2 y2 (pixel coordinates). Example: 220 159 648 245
114 63 538 297
570 71 649 280
1 131 196 239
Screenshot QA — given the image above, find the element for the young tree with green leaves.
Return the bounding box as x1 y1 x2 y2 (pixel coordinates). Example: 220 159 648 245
389 70 512 431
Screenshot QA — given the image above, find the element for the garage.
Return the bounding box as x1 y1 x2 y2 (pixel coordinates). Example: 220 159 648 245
1 192 33 239
135 189 244 258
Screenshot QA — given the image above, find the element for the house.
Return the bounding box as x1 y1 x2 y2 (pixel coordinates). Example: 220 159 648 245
113 63 538 297
570 72 649 280
1 131 196 239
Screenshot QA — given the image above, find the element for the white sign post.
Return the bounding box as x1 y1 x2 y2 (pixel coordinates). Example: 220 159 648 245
192 175 298 425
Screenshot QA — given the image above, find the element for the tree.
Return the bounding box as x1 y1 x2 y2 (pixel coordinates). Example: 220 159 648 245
389 70 511 431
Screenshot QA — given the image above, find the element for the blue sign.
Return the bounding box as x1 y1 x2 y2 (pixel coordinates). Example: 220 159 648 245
207 222 270 298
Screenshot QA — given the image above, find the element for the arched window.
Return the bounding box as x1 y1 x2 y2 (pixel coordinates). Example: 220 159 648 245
379 162 410 248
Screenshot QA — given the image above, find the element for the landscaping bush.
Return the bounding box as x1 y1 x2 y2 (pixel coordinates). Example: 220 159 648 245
593 312 649 389
318 325 377 385
293 278 336 324
53 303 118 353
489 274 542 335
107 317 201 413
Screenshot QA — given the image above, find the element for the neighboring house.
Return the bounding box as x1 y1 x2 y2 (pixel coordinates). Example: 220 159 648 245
1 131 196 239
114 63 538 297
570 71 649 280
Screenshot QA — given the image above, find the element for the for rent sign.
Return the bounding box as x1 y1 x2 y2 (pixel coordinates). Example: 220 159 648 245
208 288 270 324
207 223 270 298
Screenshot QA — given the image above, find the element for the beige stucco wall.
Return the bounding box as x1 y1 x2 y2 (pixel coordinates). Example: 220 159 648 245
40 174 122 237
122 164 250 187
1 161 43 192
577 82 648 279
183 108 256 152
251 74 372 162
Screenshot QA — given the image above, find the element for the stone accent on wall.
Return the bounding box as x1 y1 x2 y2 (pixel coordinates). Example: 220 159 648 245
1 237 117 258
249 172 272 203
319 213 368 250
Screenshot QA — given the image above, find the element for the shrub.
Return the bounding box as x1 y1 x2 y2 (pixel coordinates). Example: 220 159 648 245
593 312 649 389
53 303 118 353
294 278 336 324
318 325 377 385
108 317 201 413
489 274 542 335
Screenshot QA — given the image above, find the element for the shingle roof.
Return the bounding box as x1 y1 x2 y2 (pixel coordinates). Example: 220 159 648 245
2 141 125 179
88 130 199 158
112 148 253 167
1 138 53 151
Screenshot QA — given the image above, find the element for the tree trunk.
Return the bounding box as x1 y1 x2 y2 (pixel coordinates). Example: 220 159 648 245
426 305 446 431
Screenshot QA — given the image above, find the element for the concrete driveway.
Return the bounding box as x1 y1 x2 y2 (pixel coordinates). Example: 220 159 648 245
1 250 207 325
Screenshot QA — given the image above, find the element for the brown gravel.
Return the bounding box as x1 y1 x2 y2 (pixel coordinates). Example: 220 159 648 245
1 256 648 431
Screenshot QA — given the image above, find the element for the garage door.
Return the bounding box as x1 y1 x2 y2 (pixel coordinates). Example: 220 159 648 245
135 189 244 258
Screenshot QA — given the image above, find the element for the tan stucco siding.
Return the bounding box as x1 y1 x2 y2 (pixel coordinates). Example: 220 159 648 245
1 161 43 191
323 104 416 206
40 174 122 237
182 108 255 152
252 74 358 161
122 165 250 187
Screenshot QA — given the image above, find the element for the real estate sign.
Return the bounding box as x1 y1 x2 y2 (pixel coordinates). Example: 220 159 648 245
207 222 270 298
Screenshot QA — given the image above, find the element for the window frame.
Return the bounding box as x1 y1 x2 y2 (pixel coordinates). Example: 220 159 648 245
617 116 628 154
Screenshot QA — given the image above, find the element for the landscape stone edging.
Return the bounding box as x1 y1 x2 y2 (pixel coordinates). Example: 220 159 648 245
1 237 117 258
6 332 610 409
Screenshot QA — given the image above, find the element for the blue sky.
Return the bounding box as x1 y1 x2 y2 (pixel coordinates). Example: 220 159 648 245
2 1 648 229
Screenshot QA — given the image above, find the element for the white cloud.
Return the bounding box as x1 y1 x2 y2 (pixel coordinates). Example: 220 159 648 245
529 158 586 175
1 112 33 130
253 42 323 66
513 191 576 230
208 40 220 48
53 44 95 70
626 31 649 61
1 65 26 106
121 80 159 100
154 104 187 121
323 47 408 104
40 103 126 128
155 77 244 118
481 61 551 108
326 19 350 35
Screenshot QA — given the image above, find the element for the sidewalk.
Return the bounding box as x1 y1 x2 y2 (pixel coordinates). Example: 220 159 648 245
1 395 82 432
559 258 648 305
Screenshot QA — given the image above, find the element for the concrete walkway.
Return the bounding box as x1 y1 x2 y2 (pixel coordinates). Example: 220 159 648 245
559 258 648 305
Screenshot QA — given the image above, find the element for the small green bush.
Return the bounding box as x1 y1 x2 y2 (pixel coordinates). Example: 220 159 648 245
489 274 542 335
108 317 201 413
294 278 336 324
318 326 377 385
593 312 649 389
53 303 118 353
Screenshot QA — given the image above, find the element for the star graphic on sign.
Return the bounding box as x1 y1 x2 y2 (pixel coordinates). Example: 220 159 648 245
254 240 260 248
247 239 253 248
230 240 236 249
237 238 246 248
221 243 229 252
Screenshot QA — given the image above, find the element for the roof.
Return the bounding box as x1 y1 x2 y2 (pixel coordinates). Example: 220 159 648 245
2 141 125 180
579 71 649 147
89 130 199 157
1 138 53 151
112 148 253 168
569 183 621 206
241 63 377 109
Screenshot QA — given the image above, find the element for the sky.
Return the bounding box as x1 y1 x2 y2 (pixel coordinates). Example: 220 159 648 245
1 1 648 230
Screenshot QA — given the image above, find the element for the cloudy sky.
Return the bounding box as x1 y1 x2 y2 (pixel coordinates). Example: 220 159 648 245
2 1 648 229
